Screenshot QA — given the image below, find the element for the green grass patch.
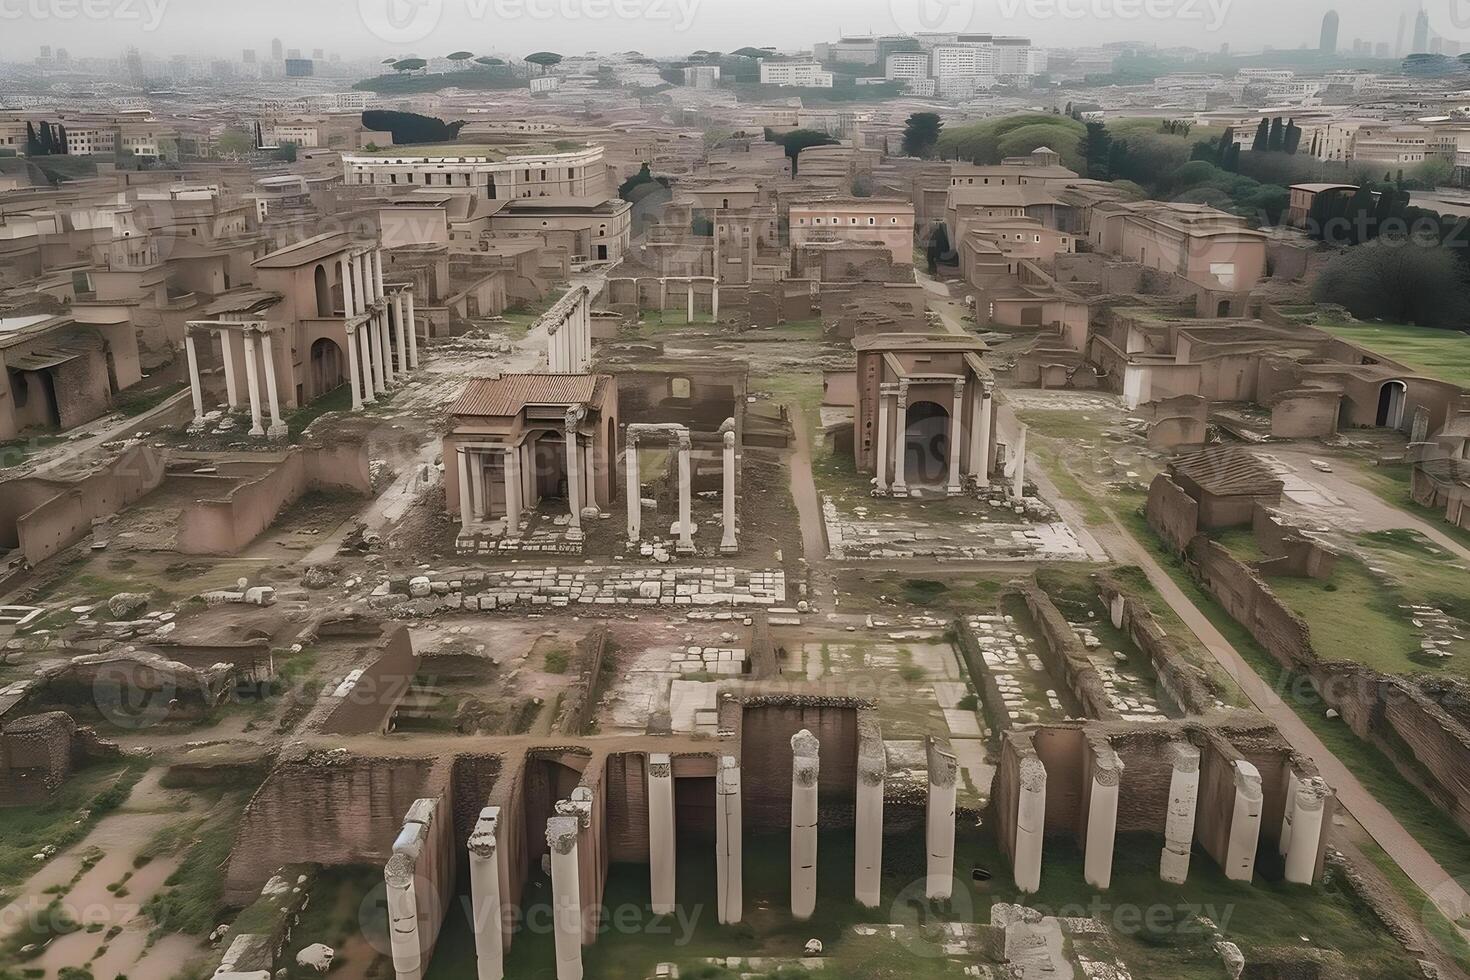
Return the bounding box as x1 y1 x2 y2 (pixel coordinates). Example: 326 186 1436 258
1316 321 1470 388
543 647 571 675
141 797 247 937
111 382 187 418
0 762 144 892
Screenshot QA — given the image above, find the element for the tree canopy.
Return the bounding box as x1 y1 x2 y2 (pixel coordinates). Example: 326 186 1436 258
765 128 838 175
361 110 465 145
1312 240 1470 328
901 112 943 158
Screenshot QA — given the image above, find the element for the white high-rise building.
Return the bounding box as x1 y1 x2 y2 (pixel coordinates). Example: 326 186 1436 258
885 52 931 82
759 60 834 88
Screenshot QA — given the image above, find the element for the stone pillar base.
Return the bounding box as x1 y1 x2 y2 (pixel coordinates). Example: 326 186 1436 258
946 484 963 496
720 542 738 554
267 422 288 440
891 485 909 498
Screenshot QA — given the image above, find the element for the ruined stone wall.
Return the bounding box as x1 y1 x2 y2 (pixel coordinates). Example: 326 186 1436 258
1190 539 1315 672
1096 575 1215 717
0 712 75 806
51 346 113 431
1145 473 1200 555
223 755 442 904
739 698 860 830
955 618 1014 732
603 751 650 864
1193 731 1241 873
552 628 609 736
4 443 167 565
1031 726 1086 837
319 625 420 736
1021 585 1121 722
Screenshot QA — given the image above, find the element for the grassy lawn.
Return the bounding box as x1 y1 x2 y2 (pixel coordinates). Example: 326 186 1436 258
1347 458 1470 553
111 381 187 418
0 762 144 895
1316 321 1470 388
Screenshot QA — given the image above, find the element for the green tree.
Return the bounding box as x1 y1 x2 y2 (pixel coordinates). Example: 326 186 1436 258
1312 239 1470 327
767 128 838 176
901 112 943 158
1267 117 1284 152
1082 121 1112 179
525 51 564 73
1251 118 1269 152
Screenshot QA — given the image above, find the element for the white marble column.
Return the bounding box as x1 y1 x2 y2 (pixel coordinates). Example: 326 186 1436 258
711 284 719 321
1014 756 1046 894
975 386 993 489
184 331 204 421
687 283 695 323
1011 425 1027 499
378 305 395 386
468 808 504 980
790 730 819 921
504 448 522 539
350 252 367 318
242 332 265 437
394 293 410 377
647 753 676 915
720 423 737 553
854 724 885 909
926 738 958 900
361 318 380 404
565 411 584 542
1278 770 1302 857
875 385 891 494
258 330 286 438
385 853 422 980
582 442 597 517
1224 760 1263 882
1083 742 1123 890
892 383 909 497
675 431 694 553
625 432 641 543
1160 743 1200 885
220 329 240 409
1284 777 1329 885
373 249 386 304
947 381 965 496
406 289 420 368
546 816 583 980
715 756 743 925
469 450 486 522
345 327 364 411
458 448 474 528
341 256 356 318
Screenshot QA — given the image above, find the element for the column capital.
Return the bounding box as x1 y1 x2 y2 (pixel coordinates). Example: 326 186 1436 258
564 406 585 429
952 379 967 399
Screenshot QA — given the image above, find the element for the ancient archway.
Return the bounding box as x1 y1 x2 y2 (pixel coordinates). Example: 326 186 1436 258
1376 381 1407 429
310 338 344 397
904 400 950 487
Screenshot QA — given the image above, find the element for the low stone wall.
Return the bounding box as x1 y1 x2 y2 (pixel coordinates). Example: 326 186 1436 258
1095 574 1216 716
0 712 76 806
1145 473 1200 555
955 616 1015 732
318 625 420 737
551 627 609 736
1190 538 1315 672
1020 584 1121 722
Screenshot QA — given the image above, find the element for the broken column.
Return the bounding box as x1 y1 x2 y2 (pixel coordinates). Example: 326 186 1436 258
854 718 886 908
970 382 992 489
504 447 522 540
647 753 676 915
790 729 819 920
385 851 422 980
1224 760 1263 882
675 430 694 553
926 737 959 900
565 408 584 543
242 332 265 437
1083 739 1123 890
546 816 583 980
468 808 504 980
715 755 743 924
1283 776 1329 885
625 429 642 543
875 383 892 493
1160 742 1200 884
891 382 909 497
184 329 204 422
345 326 364 410
947 380 965 496
1014 755 1046 893
258 328 287 439
720 419 738 553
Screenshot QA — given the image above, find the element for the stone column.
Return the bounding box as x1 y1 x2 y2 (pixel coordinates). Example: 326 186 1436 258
184 331 204 421
546 816 583 980
647 754 676 915
625 431 641 543
659 278 668 311
875 385 891 493
458 448 474 528
947 381 965 495
1284 777 1329 885
341 256 357 318
504 448 522 539
258 330 287 439
469 450 486 521
406 289 420 368
468 808 504 980
720 422 737 553
351 252 367 316
1278 770 1302 856
975 386 993 489
582 442 597 517
1083 741 1123 890
926 738 958 900
790 730 819 921
1014 756 1046 893
361 318 380 404
687 283 695 323
711 284 719 321
345 327 364 411
378 306 395 386
220 329 240 409
565 410 584 542
1011 425 1027 499
854 721 885 909
385 853 422 980
715 756 743 925
394 293 410 376
1160 743 1200 885
675 431 694 553
892 383 909 497
373 249 386 303
242 332 265 437
1224 760 1263 882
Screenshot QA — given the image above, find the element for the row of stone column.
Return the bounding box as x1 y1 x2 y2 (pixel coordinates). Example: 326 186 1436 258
184 323 287 439
624 421 738 553
875 379 996 497
547 291 592 374
342 248 419 411
605 277 720 323
456 412 598 541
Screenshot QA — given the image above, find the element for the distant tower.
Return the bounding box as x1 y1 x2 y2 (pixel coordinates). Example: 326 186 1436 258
1319 10 1339 54
271 37 284 61
1413 7 1430 53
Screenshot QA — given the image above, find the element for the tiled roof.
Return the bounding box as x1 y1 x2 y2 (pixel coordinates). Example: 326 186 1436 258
1170 446 1283 497
449 373 604 417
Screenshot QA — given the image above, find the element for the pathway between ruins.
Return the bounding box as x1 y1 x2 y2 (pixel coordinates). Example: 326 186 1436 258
1101 520 1470 938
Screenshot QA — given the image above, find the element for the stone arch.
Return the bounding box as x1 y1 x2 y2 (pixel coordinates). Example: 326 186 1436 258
310 337 345 397
314 263 332 318
1377 380 1407 429
904 400 950 487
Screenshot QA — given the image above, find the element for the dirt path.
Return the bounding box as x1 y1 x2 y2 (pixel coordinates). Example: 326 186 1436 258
1095 518 1470 946
785 403 826 564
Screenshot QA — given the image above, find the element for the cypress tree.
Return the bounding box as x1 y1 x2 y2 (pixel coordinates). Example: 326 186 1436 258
1267 117 1284 152
1252 118 1270 151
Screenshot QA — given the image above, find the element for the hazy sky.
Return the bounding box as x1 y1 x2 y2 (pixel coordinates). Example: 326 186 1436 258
0 0 1442 61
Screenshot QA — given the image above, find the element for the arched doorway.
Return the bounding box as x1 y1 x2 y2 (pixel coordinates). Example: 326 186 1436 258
310 338 344 397
313 264 332 317
1377 381 1407 429
904 401 950 487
